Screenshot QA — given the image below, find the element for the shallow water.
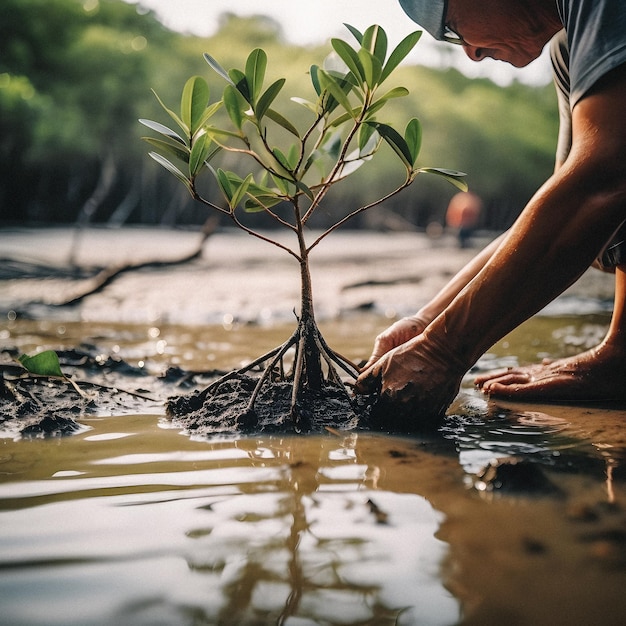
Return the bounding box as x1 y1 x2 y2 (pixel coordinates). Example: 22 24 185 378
1 226 625 624
2 314 626 625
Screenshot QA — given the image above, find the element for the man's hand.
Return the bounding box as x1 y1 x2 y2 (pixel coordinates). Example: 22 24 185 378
356 333 466 421
361 315 428 371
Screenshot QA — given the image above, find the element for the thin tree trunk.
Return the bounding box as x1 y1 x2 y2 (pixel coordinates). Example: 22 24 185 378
298 253 323 391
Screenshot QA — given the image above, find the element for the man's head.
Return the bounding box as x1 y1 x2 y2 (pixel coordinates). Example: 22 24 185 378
398 0 562 68
398 0 447 42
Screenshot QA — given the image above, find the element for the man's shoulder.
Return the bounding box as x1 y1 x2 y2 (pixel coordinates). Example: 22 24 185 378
561 0 626 107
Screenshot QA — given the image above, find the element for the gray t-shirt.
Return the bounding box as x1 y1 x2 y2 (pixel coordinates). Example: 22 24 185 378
556 0 626 108
552 1 626 266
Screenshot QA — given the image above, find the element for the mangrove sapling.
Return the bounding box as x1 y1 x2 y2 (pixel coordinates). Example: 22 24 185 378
140 24 466 430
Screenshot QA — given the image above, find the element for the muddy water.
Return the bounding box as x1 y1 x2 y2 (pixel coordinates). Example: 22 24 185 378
1 227 625 624
1 314 626 625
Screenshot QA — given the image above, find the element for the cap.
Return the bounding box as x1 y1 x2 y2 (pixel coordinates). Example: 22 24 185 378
398 0 448 41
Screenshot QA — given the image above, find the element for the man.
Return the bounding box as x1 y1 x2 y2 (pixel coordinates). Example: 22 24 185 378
356 0 626 418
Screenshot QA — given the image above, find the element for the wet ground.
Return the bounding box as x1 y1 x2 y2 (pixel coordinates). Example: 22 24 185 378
1 227 625 624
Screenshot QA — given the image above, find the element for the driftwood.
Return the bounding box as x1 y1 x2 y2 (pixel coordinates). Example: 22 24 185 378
48 216 218 307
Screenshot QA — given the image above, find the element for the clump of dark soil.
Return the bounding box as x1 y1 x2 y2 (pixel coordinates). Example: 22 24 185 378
1 375 93 438
1 348 382 439
0 347 164 438
167 373 376 437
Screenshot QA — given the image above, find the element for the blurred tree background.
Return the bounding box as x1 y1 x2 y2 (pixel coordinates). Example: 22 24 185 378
0 0 559 232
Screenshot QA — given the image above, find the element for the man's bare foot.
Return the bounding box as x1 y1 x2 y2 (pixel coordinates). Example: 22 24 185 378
474 345 626 403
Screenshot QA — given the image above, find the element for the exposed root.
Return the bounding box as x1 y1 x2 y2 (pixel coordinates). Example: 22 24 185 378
167 321 365 434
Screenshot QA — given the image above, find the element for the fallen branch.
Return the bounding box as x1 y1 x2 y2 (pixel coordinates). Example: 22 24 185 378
53 216 218 307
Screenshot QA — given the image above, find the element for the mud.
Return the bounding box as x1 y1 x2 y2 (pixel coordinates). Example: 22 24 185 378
0 347 164 438
1 347 382 439
167 373 371 436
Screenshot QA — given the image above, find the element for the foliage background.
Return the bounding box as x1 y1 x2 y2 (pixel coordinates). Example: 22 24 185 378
0 0 558 231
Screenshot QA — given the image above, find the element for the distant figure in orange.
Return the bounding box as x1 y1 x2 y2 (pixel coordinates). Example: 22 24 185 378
445 191 482 248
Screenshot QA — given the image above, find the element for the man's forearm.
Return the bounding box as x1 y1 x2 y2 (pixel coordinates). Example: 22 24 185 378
427 169 626 368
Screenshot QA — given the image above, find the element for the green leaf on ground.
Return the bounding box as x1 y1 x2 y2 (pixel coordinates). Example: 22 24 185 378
18 351 64 377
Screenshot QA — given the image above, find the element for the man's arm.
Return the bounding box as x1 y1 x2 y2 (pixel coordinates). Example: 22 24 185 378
356 64 626 415
437 64 626 366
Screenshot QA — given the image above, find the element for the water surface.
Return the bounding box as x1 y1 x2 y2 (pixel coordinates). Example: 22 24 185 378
1 313 626 625
1 227 625 624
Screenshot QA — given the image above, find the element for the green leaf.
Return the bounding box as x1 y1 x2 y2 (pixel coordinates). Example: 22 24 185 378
194 100 222 130
374 86 409 102
331 39 365 83
204 126 242 141
223 84 244 130
248 179 278 197
272 147 293 171
420 167 468 191
181 76 210 135
244 194 283 212
256 78 285 120
230 173 254 208
271 173 291 195
358 48 382 88
264 108 300 137
203 144 222 165
343 23 363 45
295 181 314 201
216 168 233 202
404 118 422 165
203 53 233 85
150 89 188 139
287 143 299 168
363 25 387 66
380 30 422 83
245 48 267 103
142 136 190 164
320 130 342 160
319 70 355 117
358 123 377 153
291 96 318 114
149 152 193 192
138 119 186 145
18 351 64 377
228 68 251 103
367 121 413 167
320 72 357 116
361 98 388 121
310 64 322 96
189 131 212 177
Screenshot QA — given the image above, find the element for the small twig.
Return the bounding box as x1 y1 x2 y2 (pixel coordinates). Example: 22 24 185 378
7 373 159 403
198 331 298 402
74 379 160 402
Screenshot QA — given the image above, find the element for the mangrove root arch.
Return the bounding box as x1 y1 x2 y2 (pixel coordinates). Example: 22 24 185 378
167 316 360 432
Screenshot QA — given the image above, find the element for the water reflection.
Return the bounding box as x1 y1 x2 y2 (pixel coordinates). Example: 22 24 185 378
1 400 626 625
0 422 461 625
444 392 626 500
162 435 460 625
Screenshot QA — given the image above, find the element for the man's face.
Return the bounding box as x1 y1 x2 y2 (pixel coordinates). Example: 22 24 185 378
445 0 561 67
